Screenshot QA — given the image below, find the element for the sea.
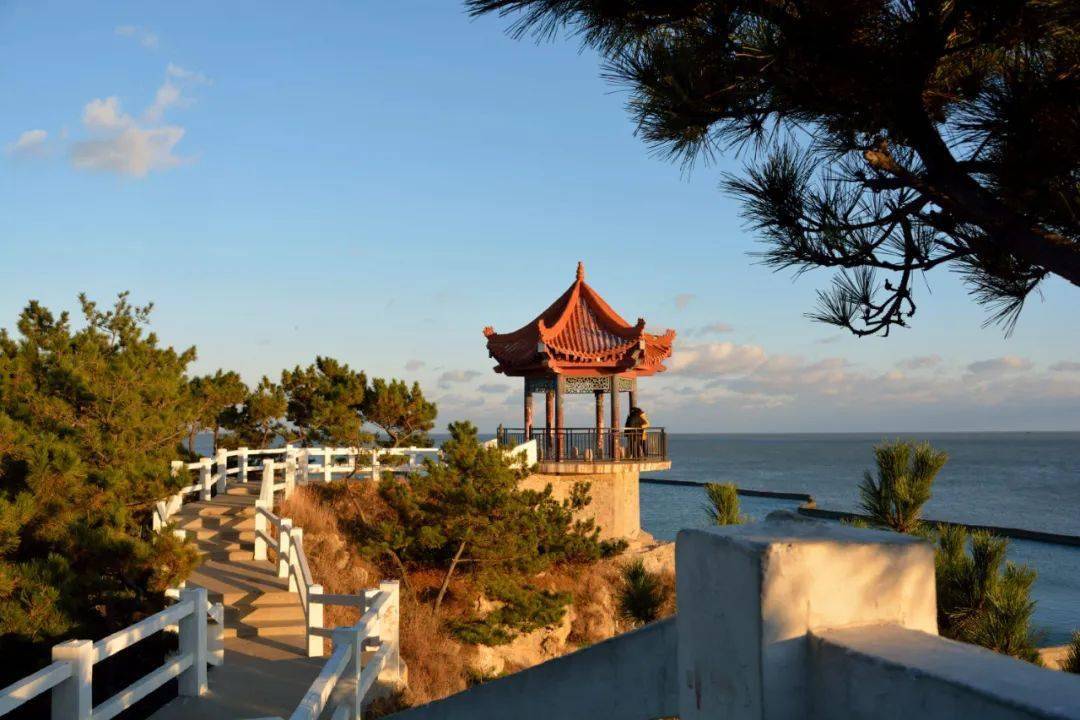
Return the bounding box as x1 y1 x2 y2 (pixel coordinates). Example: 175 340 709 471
639 432 1080 644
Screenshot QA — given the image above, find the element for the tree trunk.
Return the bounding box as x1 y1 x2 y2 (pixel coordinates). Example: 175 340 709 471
433 539 467 615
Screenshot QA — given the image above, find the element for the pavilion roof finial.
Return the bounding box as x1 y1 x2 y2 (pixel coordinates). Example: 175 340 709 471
576 261 585 282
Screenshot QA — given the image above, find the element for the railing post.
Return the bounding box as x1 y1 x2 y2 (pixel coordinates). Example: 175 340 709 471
372 450 381 483
348 617 363 720
51 639 93 720
260 460 275 506
254 499 268 561
298 448 309 485
215 448 228 494
308 581 324 657
178 586 208 697
284 458 297 500
280 521 294 584
379 580 403 686
199 458 212 501
323 448 333 483
238 447 249 483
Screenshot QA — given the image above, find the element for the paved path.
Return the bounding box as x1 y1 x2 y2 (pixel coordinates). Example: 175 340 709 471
150 484 323 720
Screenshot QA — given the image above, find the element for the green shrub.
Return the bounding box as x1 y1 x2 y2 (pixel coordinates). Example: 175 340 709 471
449 576 570 646
616 558 669 627
859 440 947 533
702 482 744 525
934 524 1041 662
1063 631 1080 674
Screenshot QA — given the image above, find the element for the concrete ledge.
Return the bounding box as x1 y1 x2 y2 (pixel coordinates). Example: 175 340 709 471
538 460 671 475
388 617 678 720
810 625 1080 720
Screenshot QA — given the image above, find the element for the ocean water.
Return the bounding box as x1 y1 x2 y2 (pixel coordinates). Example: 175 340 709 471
640 432 1080 644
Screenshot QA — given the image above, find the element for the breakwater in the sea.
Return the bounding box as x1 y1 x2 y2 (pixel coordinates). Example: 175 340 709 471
640 477 1080 548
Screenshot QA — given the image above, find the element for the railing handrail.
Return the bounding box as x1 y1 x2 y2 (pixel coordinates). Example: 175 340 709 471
0 587 211 719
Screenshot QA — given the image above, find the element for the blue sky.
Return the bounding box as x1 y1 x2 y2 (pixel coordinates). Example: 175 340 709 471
3 1 1078 432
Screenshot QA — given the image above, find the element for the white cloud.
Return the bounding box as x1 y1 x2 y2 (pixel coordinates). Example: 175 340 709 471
69 64 208 178
404 359 426 372
897 354 942 371
5 129 49 158
966 356 1032 376
115 25 158 49
438 369 482 389
668 341 767 378
674 293 697 310
690 322 734 336
477 383 510 394
1050 361 1080 373
70 96 186 177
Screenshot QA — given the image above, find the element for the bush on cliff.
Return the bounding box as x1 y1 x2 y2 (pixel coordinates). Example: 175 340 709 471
357 420 606 644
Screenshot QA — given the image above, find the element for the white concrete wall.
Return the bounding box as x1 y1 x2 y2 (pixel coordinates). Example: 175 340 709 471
389 512 1080 720
810 624 1080 720
389 617 678 720
676 512 937 720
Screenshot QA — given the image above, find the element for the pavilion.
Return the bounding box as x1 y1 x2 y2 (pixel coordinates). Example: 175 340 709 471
484 261 674 470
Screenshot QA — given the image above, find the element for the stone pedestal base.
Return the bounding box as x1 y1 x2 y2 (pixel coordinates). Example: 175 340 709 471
522 466 648 542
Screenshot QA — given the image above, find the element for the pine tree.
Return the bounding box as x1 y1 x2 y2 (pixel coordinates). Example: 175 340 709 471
934 525 1041 662
359 421 603 642
702 482 745 526
362 378 437 448
0 294 200 677
469 0 1080 336
281 357 369 446
616 558 669 627
188 370 247 453
859 440 947 533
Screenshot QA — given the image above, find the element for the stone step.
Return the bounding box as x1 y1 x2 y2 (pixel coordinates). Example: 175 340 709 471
227 603 306 625
174 503 253 518
223 620 307 639
188 528 256 542
177 515 256 531
184 558 289 602
225 485 262 497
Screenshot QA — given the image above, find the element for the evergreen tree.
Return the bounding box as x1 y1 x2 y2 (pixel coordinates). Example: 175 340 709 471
469 0 1080 335
0 294 200 663
1063 631 1080 674
362 378 437 448
702 482 745 526
221 377 288 449
281 357 369 446
855 440 1040 662
934 525 1041 662
616 558 669 627
188 370 247 453
859 440 947 533
360 421 603 641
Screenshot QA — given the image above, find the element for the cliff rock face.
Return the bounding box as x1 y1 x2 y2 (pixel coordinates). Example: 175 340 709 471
463 541 676 678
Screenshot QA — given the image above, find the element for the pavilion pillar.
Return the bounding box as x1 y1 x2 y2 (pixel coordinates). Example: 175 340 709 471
545 390 555 458
554 375 565 460
594 390 605 458
610 376 622 460
523 385 533 443
628 377 638 409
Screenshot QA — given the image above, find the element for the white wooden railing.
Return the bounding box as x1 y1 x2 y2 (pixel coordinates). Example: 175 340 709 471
0 587 218 719
0 443 427 719
154 445 441 533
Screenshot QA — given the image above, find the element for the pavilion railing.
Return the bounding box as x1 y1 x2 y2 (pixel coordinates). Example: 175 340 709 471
497 427 667 463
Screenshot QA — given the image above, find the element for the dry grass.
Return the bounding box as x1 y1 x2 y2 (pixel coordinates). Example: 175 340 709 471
279 484 380 627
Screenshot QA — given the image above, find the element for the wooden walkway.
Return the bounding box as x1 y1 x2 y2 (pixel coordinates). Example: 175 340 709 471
150 484 324 720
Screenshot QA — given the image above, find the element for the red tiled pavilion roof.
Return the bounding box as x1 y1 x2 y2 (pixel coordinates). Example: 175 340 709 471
483 262 675 377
